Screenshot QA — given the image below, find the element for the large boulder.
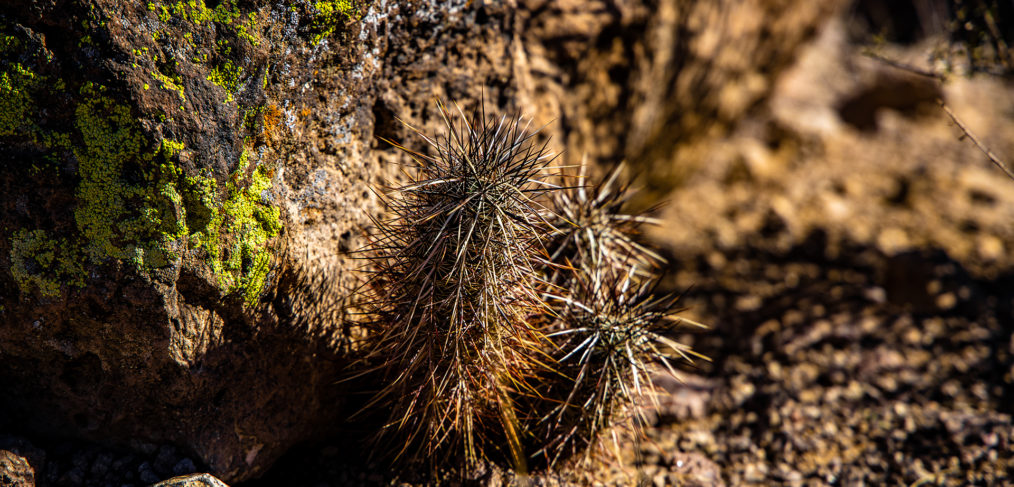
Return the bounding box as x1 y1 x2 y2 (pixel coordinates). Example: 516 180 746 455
0 0 834 482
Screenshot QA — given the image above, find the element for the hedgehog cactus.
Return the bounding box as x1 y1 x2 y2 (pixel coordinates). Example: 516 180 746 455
358 100 706 474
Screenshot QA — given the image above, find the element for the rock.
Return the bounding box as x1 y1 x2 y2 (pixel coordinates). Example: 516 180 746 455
0 450 35 487
0 1 373 482
148 473 229 487
138 462 160 484
172 459 197 477
672 452 724 487
0 0 835 483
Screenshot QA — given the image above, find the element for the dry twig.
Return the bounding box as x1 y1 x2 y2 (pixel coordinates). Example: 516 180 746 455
938 99 1014 180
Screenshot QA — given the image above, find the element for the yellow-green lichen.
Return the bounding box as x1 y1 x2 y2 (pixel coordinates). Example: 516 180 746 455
9 229 86 298
144 1 264 107
207 61 242 103
242 106 260 131
224 151 281 305
0 60 38 137
183 149 281 305
151 69 186 102
2 17 280 301
1 30 70 150
71 90 280 298
234 11 260 46
159 0 216 23
147 0 256 42
0 33 18 52
73 83 188 270
311 0 358 44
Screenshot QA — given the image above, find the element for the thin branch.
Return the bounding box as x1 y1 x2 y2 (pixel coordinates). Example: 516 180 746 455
862 49 1014 182
938 99 1014 181
861 49 944 80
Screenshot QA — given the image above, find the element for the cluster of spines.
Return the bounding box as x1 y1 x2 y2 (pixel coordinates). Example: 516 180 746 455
527 161 708 465
357 101 706 473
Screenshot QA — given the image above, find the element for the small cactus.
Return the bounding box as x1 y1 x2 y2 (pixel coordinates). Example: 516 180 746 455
526 161 708 465
358 100 557 470
357 100 706 474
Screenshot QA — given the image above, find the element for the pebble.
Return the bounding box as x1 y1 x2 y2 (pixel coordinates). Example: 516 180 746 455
173 458 197 476
743 462 768 482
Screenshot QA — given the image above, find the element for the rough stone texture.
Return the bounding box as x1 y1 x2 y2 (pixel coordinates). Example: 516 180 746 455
0 450 34 487
150 473 229 487
0 1 369 482
514 0 841 200
0 0 831 483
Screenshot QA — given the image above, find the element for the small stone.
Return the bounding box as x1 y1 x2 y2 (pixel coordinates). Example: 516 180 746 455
172 458 197 476
91 453 113 477
936 292 957 310
977 234 1003 260
877 227 909 254
138 462 160 484
148 473 230 487
0 450 35 487
60 466 86 486
72 451 91 471
743 462 768 482
112 454 136 473
136 443 158 456
864 287 886 303
154 446 178 475
653 472 667 487
785 469 803 487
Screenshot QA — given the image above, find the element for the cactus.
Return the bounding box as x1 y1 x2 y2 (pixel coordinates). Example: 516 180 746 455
357 101 706 474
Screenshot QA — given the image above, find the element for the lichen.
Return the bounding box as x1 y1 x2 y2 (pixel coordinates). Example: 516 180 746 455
0 55 39 137
311 0 358 44
1 29 69 151
151 69 186 102
234 11 260 46
2 7 281 302
143 1 261 104
9 229 86 298
206 61 243 103
260 104 283 138
146 0 255 39
183 149 282 306
224 151 281 305
73 83 188 271
158 0 216 24
72 89 280 301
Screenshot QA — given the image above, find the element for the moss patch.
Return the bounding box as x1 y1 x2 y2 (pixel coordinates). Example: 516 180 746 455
2 7 283 302
151 68 186 103
72 82 282 303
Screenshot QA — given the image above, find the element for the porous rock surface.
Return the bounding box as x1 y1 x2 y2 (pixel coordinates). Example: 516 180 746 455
151 473 230 487
0 0 832 482
0 450 35 487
